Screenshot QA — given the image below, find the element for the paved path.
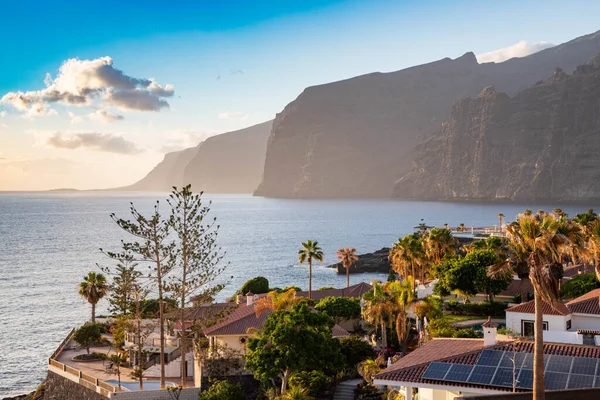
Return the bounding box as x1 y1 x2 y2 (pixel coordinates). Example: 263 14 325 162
333 379 362 400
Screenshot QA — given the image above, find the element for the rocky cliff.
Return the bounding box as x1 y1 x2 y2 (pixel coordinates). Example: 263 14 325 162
120 121 272 193
182 120 272 193
393 55 600 202
255 30 600 198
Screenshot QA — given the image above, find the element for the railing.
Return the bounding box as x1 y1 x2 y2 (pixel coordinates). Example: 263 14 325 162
50 328 76 360
48 356 117 398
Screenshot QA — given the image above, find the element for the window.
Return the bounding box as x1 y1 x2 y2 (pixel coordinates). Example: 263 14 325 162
566 319 572 330
522 320 548 337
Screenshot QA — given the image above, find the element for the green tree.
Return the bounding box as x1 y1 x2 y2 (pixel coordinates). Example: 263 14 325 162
488 211 585 400
245 303 342 394
238 276 270 295
424 228 458 264
107 198 176 389
337 247 359 288
339 336 376 368
298 240 324 299
106 261 141 316
289 371 329 397
166 185 227 387
314 296 361 323
361 281 394 348
357 359 381 384
79 272 108 323
282 386 314 400
109 353 127 390
74 323 102 354
198 380 243 400
561 273 600 299
385 278 415 351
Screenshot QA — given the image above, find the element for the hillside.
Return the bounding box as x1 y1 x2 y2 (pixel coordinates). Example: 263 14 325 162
254 30 600 198
119 120 272 193
393 55 600 202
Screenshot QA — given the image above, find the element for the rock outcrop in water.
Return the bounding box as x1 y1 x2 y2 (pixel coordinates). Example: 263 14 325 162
326 248 391 274
118 121 272 193
255 30 600 198
393 56 600 202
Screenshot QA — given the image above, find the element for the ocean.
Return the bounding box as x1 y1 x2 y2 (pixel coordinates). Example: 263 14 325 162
0 192 595 397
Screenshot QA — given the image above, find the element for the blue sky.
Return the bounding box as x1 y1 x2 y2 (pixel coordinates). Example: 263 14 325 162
1 0 600 190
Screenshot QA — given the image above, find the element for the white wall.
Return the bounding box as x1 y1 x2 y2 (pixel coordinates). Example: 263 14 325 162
505 311 570 334
214 335 247 353
572 314 600 330
543 331 583 344
144 353 194 378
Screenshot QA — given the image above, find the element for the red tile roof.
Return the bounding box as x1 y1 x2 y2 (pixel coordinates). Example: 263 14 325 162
375 339 600 391
505 299 571 316
203 304 269 336
295 282 373 302
497 279 533 298
566 289 600 315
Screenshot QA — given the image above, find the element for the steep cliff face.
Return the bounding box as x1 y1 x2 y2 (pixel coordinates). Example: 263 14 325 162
255 30 600 198
393 59 600 202
182 120 272 193
120 146 197 191
120 120 272 193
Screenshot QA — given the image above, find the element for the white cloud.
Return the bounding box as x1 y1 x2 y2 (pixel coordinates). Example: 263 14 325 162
88 109 124 123
68 112 83 123
45 132 143 155
0 56 174 117
218 111 249 120
477 41 554 63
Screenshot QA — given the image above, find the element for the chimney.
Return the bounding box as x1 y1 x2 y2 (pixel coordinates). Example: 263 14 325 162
246 291 255 306
236 294 244 304
482 316 499 346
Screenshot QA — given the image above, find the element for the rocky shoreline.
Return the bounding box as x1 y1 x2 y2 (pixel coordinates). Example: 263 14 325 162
326 248 391 274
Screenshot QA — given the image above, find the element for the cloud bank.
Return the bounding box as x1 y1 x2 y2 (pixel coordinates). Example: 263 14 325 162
46 132 143 154
89 109 124 123
477 41 555 63
1 57 174 117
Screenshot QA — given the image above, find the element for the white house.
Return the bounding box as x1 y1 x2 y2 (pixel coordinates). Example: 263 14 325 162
505 300 572 336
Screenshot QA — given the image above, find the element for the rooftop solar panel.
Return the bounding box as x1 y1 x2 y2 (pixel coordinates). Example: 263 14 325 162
521 353 534 369
516 368 533 389
444 364 473 383
499 351 527 369
567 373 595 389
491 367 518 388
422 362 452 380
546 355 573 374
467 365 497 385
571 357 598 376
477 350 504 367
544 371 568 391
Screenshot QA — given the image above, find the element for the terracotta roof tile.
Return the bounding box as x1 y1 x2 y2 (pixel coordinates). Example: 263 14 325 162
332 324 350 338
498 279 533 298
505 299 571 316
295 282 372 302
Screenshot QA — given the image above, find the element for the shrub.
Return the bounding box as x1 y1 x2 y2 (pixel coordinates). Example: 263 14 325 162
198 380 243 400
561 273 600 299
282 286 302 293
238 276 270 295
74 323 103 354
414 296 443 321
289 370 330 397
315 296 361 322
427 319 455 338
453 328 482 338
340 336 376 368
318 286 335 291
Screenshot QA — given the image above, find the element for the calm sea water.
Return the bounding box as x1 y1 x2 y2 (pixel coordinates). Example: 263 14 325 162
0 192 596 397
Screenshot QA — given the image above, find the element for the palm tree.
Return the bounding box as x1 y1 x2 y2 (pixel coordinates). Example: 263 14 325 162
254 288 301 316
424 228 458 265
337 248 359 288
362 281 395 349
282 386 314 400
358 359 381 384
79 271 108 323
390 235 424 292
384 277 415 352
488 212 584 400
497 213 505 231
298 240 324 299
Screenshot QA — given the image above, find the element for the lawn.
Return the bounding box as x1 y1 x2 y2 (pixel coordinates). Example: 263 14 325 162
442 314 482 324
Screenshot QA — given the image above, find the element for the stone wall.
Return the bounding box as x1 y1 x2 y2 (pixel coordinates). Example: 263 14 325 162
111 388 200 400
44 371 106 400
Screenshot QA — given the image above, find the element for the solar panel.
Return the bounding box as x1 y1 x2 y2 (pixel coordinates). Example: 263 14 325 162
467 365 497 385
546 355 573 373
571 357 598 376
594 376 600 388
567 373 595 389
477 350 504 367
545 371 568 391
517 368 533 389
521 353 534 369
500 352 527 368
491 367 518 388
444 364 473 383
422 362 452 380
